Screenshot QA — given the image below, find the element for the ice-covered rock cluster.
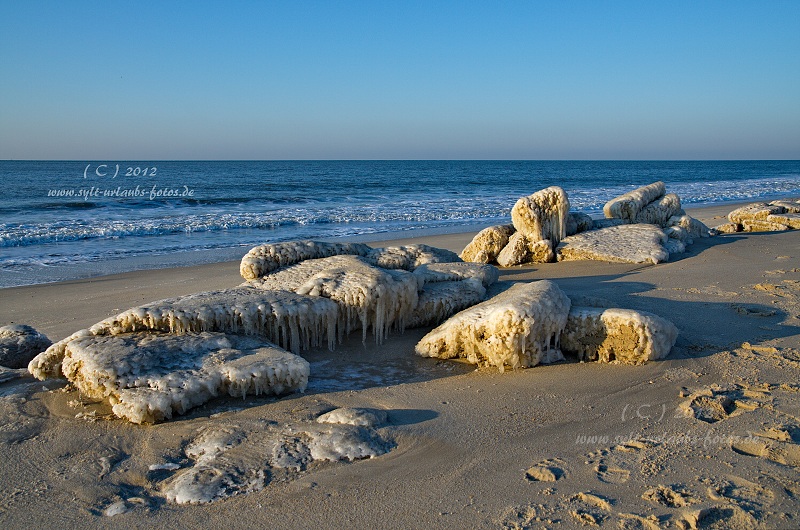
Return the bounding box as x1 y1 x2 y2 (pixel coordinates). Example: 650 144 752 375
0 324 51 369
461 182 715 267
714 199 800 233
29 241 498 422
416 280 678 371
558 181 714 264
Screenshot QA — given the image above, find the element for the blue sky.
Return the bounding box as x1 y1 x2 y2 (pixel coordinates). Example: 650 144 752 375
1 1 798 160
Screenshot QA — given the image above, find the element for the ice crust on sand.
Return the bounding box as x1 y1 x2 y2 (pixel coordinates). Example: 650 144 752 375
60 332 309 423
29 286 338 380
415 280 571 371
511 186 570 246
556 224 670 265
317 407 388 427
560 307 678 364
603 181 666 222
0 324 51 369
460 225 515 264
240 240 372 280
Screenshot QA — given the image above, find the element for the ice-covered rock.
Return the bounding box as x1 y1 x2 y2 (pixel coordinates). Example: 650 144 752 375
593 218 627 230
460 225 515 264
603 182 666 223
769 199 800 213
713 222 741 234
59 332 309 423
556 224 670 264
742 219 790 232
766 213 800 229
667 214 713 239
412 262 499 288
406 279 487 328
364 244 461 270
496 233 554 267
663 239 686 255
566 212 594 236
561 307 678 364
728 202 784 224
240 240 372 280
0 324 51 369
251 255 419 343
634 193 682 227
511 186 570 246
664 225 693 244
415 280 571 371
30 287 339 380
317 407 388 427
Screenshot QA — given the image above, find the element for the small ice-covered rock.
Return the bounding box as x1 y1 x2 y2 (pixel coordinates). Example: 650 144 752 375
634 193 682 227
407 279 487 328
496 233 554 266
566 212 594 236
240 240 372 280
317 407 388 427
603 182 666 223
0 324 51 369
412 262 499 288
667 214 713 239
592 218 626 230
560 307 678 364
364 244 461 270
415 280 571 371
556 224 670 264
663 238 686 255
58 332 309 423
103 500 128 517
742 219 790 232
713 222 741 234
766 213 800 229
511 186 570 246
460 225 515 264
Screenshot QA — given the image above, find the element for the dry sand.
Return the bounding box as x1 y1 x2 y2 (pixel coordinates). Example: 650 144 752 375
0 204 798 529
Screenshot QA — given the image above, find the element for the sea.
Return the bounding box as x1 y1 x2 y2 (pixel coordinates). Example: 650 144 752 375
1 160 798 288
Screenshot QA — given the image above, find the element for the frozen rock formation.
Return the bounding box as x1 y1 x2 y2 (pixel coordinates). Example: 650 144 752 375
317 407 388 428
364 244 461 271
556 224 670 265
511 186 570 246
634 193 682 226
459 225 515 263
603 181 666 223
561 307 678 364
406 279 487 328
0 324 51 369
566 212 594 236
250 255 419 343
412 262 499 288
415 280 571 371
496 233 554 267
59 332 309 423
667 214 713 239
30 287 339 380
240 240 372 280
722 200 800 233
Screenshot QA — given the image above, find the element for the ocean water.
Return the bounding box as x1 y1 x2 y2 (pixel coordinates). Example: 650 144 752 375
1 160 798 287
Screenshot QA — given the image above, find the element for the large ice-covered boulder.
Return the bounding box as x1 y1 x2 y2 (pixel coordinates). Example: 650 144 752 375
415 280 571 371
460 225 515 264
556 224 670 265
603 182 666 223
561 307 678 365
0 324 51 369
29 287 339 380
59 332 309 424
511 186 570 246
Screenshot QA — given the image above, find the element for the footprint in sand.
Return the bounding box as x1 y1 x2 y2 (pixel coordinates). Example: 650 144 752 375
677 504 762 530
731 436 800 468
705 474 776 513
678 384 765 423
642 484 698 508
525 458 566 482
587 439 659 484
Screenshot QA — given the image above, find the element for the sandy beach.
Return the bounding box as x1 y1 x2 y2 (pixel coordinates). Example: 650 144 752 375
1 203 799 529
